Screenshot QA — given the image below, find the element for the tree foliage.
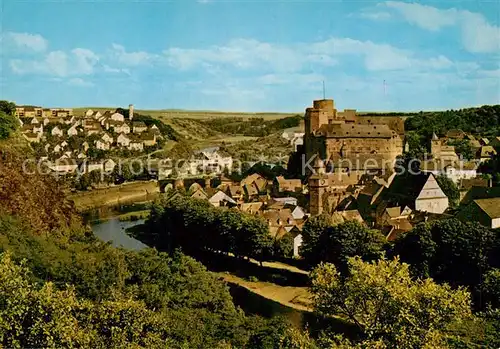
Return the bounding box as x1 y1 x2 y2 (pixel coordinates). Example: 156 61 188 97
405 105 500 138
310 257 472 348
392 219 500 310
302 218 386 271
435 174 460 207
143 196 276 262
0 100 18 140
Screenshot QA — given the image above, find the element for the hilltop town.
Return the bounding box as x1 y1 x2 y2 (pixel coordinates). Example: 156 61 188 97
2 97 500 347
11 98 500 259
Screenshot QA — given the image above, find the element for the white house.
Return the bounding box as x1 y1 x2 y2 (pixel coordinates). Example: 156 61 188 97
192 147 233 174
111 112 125 122
67 125 79 136
291 206 306 220
292 232 303 258
413 174 449 214
101 133 113 144
208 191 237 207
51 126 63 137
132 121 148 133
48 159 78 174
96 139 111 150
33 123 43 135
117 133 131 147
128 139 144 151
103 159 117 173
420 160 478 184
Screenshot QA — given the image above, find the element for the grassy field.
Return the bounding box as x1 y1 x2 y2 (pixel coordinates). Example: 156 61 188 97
72 107 297 120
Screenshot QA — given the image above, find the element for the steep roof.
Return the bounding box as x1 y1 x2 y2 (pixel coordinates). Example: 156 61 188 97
385 173 447 207
209 191 237 205
474 198 500 219
317 123 396 138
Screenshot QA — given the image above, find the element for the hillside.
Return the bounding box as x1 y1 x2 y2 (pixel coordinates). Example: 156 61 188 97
405 104 500 137
0 135 82 234
0 134 308 348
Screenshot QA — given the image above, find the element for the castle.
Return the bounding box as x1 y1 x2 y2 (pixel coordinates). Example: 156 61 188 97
303 98 405 215
304 99 404 170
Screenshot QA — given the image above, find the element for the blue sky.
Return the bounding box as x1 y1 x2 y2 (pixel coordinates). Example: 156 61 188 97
1 0 499 112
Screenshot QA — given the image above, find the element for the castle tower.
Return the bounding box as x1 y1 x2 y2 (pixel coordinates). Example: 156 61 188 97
431 132 441 157
305 99 335 135
308 155 328 216
129 104 134 121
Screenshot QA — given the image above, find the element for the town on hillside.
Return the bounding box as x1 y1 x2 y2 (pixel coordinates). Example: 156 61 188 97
14 97 500 260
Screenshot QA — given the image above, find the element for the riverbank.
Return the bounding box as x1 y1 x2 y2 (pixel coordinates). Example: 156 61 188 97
68 181 160 211
218 272 312 312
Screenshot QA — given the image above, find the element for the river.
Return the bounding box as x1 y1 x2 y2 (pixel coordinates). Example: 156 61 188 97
88 207 319 329
91 218 148 250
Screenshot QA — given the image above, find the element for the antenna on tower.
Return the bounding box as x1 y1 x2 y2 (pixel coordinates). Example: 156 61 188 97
322 80 326 99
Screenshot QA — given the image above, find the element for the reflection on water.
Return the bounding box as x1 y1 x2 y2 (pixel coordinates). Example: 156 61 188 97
91 218 148 251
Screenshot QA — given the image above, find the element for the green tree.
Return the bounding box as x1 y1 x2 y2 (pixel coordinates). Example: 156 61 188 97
479 269 500 309
392 219 500 294
435 175 460 207
301 214 332 263
0 111 18 140
274 234 294 258
448 139 474 160
0 100 16 115
310 257 472 348
303 219 386 271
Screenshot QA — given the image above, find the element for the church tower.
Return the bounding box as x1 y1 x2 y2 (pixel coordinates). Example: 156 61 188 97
129 104 134 121
431 132 441 158
308 156 328 216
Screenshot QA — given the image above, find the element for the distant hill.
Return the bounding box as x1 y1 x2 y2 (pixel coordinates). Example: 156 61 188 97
72 107 296 120
405 105 500 138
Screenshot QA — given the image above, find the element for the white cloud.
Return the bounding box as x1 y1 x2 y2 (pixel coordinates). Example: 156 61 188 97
10 48 99 77
102 64 131 75
164 38 337 72
385 2 458 31
310 38 457 72
110 43 158 66
72 48 99 75
257 73 325 86
383 1 500 53
164 37 453 73
361 12 392 20
68 78 94 87
1 32 48 52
